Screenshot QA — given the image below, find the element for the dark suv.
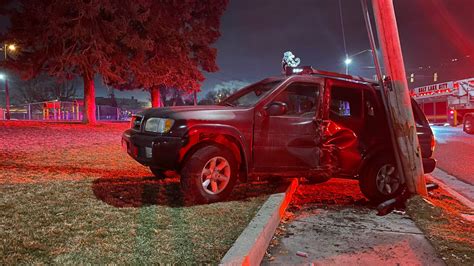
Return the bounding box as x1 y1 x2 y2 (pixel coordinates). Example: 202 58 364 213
122 67 436 203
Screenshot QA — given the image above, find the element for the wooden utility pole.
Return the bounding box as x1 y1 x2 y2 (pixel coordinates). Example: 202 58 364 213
370 0 427 196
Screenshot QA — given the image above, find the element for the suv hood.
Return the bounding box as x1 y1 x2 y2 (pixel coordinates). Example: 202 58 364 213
140 105 252 121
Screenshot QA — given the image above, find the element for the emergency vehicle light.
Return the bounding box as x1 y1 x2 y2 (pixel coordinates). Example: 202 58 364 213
284 66 378 85
284 66 314 75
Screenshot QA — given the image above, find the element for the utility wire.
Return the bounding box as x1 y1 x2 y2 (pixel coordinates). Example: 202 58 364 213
339 0 348 57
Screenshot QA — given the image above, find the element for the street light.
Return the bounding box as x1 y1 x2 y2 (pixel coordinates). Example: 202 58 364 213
343 49 373 75
0 73 9 120
3 43 17 60
7 44 16 52
344 57 352 74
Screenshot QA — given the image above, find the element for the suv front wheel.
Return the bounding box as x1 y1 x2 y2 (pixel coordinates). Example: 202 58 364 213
180 145 237 204
359 156 402 203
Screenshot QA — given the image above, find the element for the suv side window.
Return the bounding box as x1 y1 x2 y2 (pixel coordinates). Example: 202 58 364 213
330 86 364 134
273 82 320 117
330 87 363 120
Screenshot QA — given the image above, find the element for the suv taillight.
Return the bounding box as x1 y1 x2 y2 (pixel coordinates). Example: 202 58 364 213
430 134 436 153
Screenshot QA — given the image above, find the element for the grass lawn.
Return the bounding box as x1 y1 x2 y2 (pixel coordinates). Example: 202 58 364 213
407 190 474 265
0 121 283 264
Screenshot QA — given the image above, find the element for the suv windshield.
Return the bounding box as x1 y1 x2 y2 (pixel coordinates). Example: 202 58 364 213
220 80 282 107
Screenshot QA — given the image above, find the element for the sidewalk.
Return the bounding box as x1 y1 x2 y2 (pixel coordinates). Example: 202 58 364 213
263 175 474 265
264 208 444 265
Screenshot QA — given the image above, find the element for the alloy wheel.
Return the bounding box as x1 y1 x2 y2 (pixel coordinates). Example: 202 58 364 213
375 164 400 195
200 156 231 195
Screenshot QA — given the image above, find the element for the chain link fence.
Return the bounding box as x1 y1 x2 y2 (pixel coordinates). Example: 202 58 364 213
0 101 131 121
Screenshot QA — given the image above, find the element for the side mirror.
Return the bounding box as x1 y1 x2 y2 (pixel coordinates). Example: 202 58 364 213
265 101 288 116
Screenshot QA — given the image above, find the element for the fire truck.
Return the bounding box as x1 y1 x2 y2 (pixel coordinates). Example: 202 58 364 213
411 78 474 134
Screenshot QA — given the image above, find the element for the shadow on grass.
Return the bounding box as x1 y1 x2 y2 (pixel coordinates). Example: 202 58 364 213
92 175 290 208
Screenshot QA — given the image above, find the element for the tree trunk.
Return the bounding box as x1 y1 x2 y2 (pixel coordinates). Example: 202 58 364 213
150 87 161 108
83 75 96 124
172 90 178 106
194 91 197 106
160 87 167 107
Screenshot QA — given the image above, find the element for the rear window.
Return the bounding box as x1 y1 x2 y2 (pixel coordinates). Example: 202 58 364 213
330 87 363 119
411 99 429 127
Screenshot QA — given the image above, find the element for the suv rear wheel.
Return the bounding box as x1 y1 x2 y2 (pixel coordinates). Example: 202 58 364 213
180 145 237 203
464 114 474 134
359 156 402 203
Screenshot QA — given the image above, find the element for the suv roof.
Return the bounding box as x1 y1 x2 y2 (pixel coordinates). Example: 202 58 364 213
284 66 380 86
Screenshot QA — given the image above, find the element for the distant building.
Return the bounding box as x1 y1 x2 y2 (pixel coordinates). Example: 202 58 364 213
96 96 149 110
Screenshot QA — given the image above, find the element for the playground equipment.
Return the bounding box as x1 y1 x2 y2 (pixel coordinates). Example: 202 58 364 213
42 101 81 120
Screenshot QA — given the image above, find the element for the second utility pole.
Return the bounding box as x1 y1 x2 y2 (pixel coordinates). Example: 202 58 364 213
370 0 428 196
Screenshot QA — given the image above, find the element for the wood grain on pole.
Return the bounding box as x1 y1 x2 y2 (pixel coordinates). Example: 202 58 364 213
371 0 428 196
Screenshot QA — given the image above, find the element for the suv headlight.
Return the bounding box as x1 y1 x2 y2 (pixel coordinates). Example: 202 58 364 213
144 118 175 133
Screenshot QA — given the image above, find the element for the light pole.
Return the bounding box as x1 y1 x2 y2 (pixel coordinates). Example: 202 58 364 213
1 43 16 120
344 49 373 75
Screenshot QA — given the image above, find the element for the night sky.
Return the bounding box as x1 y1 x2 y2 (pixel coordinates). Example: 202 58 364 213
3 0 474 101
202 0 474 93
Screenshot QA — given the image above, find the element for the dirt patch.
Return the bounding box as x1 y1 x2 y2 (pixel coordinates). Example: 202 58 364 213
285 178 369 214
406 189 474 265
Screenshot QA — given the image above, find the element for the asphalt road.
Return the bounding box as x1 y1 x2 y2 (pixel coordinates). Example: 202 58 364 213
431 126 474 185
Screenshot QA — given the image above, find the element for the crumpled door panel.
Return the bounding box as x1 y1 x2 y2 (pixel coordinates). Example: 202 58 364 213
286 138 321 168
319 120 361 177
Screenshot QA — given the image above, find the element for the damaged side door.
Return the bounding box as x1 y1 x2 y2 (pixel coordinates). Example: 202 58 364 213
320 78 367 177
252 77 325 173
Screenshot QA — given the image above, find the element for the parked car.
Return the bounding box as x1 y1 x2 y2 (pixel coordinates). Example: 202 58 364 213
122 67 436 203
463 113 474 134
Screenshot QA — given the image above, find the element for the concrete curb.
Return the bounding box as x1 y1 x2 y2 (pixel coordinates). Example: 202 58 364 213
220 178 299 266
426 169 474 210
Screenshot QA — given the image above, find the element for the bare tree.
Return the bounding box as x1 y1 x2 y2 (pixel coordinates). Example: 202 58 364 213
14 74 77 103
201 80 250 104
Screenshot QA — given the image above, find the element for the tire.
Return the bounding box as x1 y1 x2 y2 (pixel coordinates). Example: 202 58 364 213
305 176 331 184
464 115 474 134
359 156 403 203
149 167 166 179
180 145 238 204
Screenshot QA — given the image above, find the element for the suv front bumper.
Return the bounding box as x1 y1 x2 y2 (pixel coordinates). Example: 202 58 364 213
122 129 185 169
